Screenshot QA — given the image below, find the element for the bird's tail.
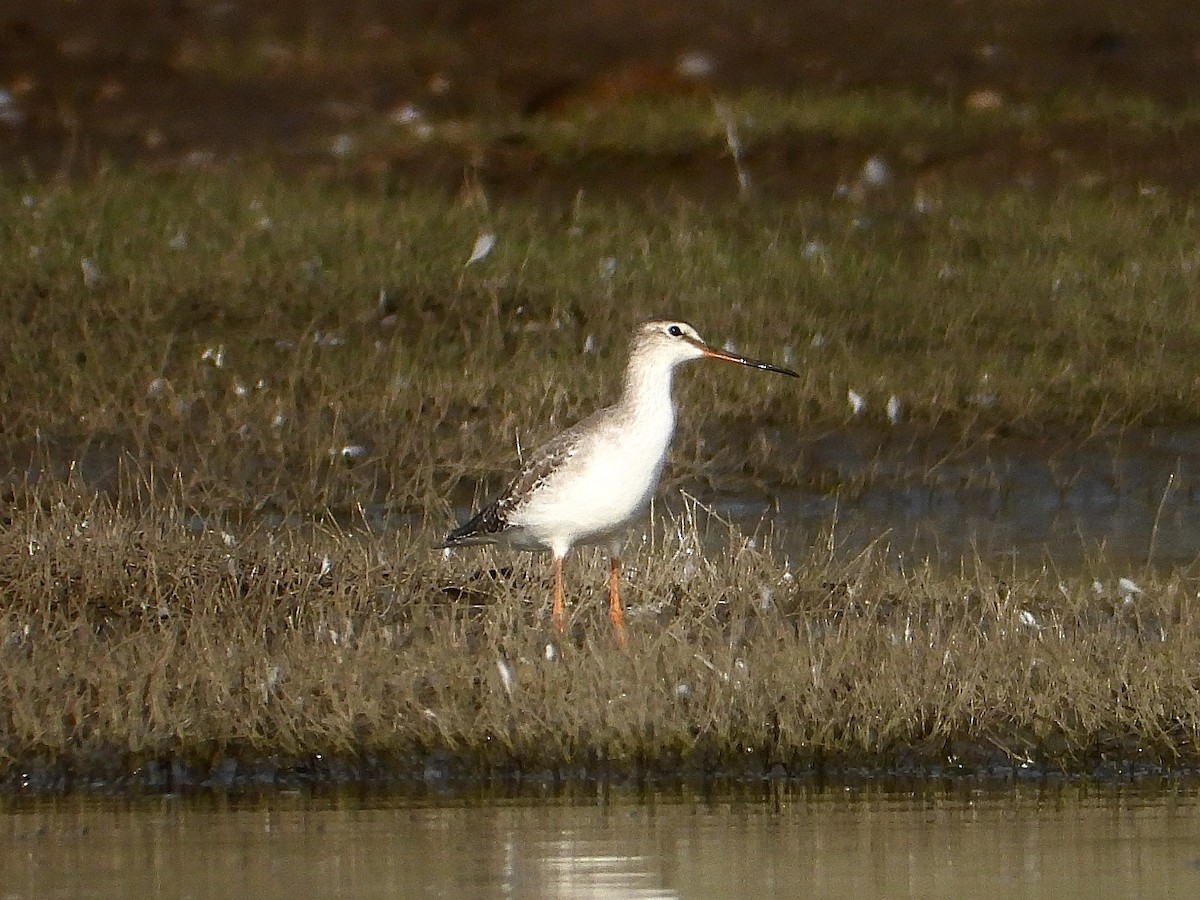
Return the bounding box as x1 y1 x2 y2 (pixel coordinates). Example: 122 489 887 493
439 502 506 548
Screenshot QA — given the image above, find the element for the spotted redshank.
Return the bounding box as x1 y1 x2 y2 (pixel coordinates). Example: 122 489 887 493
442 320 798 646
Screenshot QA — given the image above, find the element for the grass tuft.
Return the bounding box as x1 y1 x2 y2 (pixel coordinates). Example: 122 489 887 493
2 485 1199 787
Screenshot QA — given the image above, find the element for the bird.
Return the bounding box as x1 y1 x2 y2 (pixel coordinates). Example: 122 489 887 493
441 320 799 646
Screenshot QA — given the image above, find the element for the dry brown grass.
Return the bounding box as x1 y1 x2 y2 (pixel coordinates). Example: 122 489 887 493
3 478 1199 790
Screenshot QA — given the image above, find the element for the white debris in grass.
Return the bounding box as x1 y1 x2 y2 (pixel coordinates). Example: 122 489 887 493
675 52 715 79
848 389 866 416
496 658 515 699
465 232 497 266
201 345 226 368
80 257 103 289
389 102 423 124
801 240 827 261
313 331 345 348
860 156 891 189
1118 577 1143 596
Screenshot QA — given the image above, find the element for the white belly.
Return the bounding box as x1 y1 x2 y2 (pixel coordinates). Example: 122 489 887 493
510 414 672 555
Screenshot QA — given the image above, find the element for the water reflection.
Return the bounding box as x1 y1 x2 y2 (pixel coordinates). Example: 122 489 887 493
538 839 677 898
2 783 1199 899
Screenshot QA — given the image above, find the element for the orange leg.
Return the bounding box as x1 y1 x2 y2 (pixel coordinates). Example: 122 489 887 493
552 555 567 635
609 555 628 649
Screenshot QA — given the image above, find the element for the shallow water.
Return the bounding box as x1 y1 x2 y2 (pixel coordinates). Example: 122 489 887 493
3 783 1199 899
708 426 1200 573
23 425 1200 575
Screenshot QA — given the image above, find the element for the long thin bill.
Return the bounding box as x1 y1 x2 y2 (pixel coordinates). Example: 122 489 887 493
703 346 800 378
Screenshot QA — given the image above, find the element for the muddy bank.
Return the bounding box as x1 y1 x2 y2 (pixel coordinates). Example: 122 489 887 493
6 743 1190 796
4 1 1200 194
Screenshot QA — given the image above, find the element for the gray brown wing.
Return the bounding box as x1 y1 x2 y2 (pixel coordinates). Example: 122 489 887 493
441 424 587 546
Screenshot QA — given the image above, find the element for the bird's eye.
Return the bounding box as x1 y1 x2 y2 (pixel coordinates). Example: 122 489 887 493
667 325 683 337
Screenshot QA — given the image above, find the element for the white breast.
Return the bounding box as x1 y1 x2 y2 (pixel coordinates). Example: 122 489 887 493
510 408 674 555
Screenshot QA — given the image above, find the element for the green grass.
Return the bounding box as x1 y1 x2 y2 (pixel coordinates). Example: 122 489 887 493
327 88 1200 186
3 169 1200 511
387 90 977 157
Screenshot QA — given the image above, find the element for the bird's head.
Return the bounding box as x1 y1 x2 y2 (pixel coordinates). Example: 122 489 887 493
631 320 800 377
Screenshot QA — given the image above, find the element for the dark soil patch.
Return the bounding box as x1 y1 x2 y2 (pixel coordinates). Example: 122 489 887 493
3 1 1200 195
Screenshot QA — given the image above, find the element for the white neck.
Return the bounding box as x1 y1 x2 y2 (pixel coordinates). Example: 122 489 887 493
619 349 680 434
